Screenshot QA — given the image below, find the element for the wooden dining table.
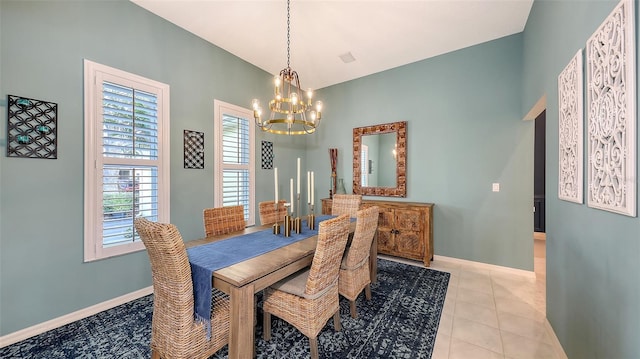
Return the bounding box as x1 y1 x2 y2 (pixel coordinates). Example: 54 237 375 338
186 220 376 359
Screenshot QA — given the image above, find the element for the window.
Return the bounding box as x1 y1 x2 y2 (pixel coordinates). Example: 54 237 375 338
214 100 255 226
84 60 170 261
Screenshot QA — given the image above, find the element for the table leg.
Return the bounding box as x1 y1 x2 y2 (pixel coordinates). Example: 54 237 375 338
228 283 255 359
369 232 378 284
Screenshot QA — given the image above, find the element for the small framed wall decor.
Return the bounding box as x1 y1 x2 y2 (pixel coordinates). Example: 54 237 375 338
261 140 274 169
183 130 204 169
585 0 636 216
7 94 58 159
557 49 583 204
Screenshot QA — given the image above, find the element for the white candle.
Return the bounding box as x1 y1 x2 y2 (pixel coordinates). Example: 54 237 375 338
290 178 294 214
274 167 278 204
297 158 301 195
311 171 314 206
307 171 311 205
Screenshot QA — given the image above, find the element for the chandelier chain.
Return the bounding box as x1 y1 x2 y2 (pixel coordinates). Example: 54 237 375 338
286 0 291 68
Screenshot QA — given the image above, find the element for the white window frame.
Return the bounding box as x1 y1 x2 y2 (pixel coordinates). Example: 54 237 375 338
83 59 170 261
213 100 256 226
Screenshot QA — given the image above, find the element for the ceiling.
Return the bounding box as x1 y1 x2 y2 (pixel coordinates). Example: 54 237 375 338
131 0 533 90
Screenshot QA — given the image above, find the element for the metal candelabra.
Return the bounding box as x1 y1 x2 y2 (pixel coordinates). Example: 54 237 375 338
294 194 302 234
307 204 315 230
283 203 292 237
272 201 281 234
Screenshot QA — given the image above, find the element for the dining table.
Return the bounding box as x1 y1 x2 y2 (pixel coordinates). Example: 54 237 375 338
186 218 377 359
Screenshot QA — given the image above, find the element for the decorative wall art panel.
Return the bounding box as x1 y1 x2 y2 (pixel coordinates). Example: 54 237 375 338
586 0 636 217
7 95 58 159
558 50 584 204
183 130 204 169
261 140 274 169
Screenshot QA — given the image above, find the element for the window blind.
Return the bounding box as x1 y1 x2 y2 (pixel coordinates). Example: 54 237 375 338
221 115 250 219
102 82 158 160
101 82 160 247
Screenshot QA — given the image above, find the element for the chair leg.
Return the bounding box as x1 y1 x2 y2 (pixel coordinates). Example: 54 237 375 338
151 349 160 359
349 300 358 318
309 337 319 359
365 284 372 300
333 310 342 331
263 311 271 341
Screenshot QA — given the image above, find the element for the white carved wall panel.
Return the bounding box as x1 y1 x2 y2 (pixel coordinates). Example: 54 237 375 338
586 0 636 217
558 50 583 204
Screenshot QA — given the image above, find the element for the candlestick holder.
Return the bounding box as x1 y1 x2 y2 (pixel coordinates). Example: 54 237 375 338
272 202 281 234
295 193 302 233
284 214 292 237
294 217 302 233
307 204 316 230
283 203 292 237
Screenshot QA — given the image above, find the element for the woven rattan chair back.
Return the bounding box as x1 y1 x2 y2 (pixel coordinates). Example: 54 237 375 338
258 200 287 225
331 194 362 218
338 206 379 318
305 214 351 296
344 206 379 268
203 205 246 237
134 217 229 359
262 214 351 359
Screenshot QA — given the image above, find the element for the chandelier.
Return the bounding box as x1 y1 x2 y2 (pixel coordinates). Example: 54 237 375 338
251 0 323 135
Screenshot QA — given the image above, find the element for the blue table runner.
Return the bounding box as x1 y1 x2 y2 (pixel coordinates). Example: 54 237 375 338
186 215 332 336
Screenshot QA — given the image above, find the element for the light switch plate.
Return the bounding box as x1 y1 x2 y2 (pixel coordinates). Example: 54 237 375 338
492 183 500 192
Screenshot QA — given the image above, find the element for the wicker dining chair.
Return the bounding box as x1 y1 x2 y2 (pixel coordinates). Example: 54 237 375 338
203 205 246 237
134 217 230 359
331 194 362 218
258 200 287 225
339 206 379 318
262 214 351 359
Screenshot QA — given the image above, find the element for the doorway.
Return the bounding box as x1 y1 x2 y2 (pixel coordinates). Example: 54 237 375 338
534 110 546 232
533 109 546 276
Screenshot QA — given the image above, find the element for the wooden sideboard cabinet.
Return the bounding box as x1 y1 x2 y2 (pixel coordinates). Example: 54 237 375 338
321 197 333 216
321 198 434 266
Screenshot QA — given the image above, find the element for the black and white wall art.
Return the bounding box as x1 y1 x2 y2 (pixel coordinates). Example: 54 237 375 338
558 50 583 204
586 0 636 216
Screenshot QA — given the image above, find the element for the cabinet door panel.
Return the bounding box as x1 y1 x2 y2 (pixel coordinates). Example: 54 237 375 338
394 209 424 231
377 229 395 254
395 231 424 260
376 207 395 253
378 208 394 228
394 209 424 259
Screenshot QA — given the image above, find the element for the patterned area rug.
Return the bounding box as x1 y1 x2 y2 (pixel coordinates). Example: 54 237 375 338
1 259 449 358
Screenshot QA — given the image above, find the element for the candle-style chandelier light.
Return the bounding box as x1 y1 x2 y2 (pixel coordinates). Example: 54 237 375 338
251 0 323 135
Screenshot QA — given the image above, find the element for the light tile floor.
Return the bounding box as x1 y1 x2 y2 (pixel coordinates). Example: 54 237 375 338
382 234 558 359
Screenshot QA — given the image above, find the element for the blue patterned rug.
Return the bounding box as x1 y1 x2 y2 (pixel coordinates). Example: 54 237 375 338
1 259 449 358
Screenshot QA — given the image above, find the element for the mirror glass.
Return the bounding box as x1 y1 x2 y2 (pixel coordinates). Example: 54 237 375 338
361 133 397 188
353 121 406 197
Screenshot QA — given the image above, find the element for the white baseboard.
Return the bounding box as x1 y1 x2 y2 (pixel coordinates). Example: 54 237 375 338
0 286 153 348
545 318 568 359
433 254 537 279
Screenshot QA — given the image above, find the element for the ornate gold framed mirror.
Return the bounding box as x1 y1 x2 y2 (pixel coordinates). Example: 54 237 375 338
353 121 406 197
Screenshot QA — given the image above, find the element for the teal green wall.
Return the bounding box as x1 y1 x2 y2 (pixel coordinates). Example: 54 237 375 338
314 34 533 271
0 0 308 335
523 1 640 357
4 2 637 356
